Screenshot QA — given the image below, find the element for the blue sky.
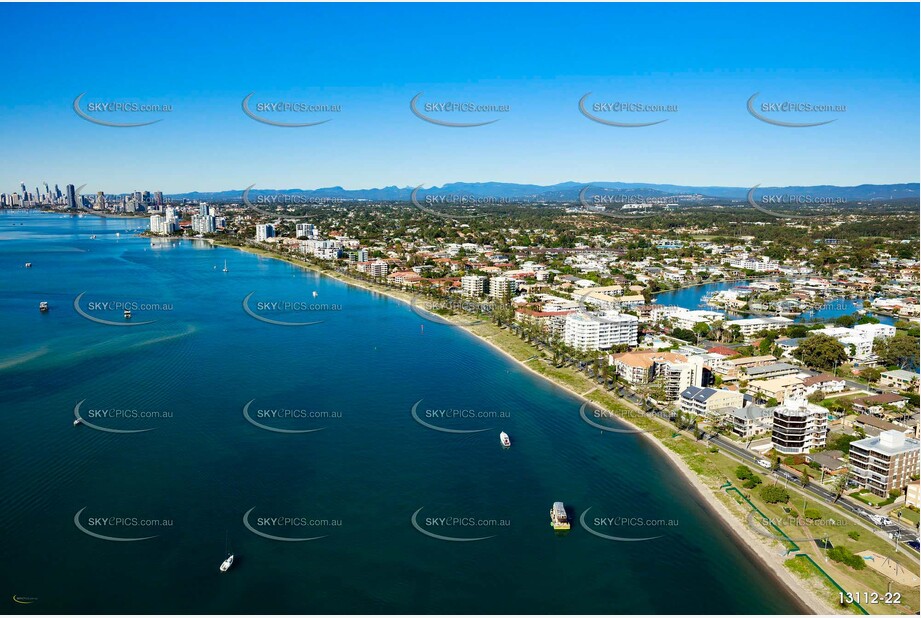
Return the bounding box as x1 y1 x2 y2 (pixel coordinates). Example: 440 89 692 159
1 3 918 194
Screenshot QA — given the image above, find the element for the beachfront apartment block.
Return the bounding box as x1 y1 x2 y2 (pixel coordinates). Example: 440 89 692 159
488 276 518 301
609 351 687 385
657 356 706 400
356 260 389 278
295 223 318 239
149 214 177 235
563 311 638 351
749 375 805 404
881 369 920 391
461 275 488 298
770 397 828 454
725 317 793 339
678 386 744 416
725 405 772 439
256 223 275 242
849 430 921 497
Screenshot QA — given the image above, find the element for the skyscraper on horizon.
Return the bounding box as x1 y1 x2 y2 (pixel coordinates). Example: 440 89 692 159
66 184 77 209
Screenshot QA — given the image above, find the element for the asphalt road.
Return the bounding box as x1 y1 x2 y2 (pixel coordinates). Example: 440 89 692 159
710 434 920 548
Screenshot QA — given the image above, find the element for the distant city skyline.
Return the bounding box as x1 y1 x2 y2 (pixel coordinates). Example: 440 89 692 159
1 3 918 193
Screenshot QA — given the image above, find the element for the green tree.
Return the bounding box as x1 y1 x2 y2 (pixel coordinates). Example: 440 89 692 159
794 334 848 371
875 333 920 370
760 485 790 504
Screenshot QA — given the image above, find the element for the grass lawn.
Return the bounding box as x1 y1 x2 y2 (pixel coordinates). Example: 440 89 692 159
894 507 920 526
849 490 888 507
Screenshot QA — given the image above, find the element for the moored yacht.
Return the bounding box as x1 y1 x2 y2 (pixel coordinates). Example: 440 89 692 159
39 301 48 312
220 554 234 572
124 309 132 319
500 431 511 447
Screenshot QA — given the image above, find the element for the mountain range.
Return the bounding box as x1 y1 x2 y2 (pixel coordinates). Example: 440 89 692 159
168 181 920 202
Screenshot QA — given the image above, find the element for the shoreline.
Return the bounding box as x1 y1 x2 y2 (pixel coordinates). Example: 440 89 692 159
214 239 838 615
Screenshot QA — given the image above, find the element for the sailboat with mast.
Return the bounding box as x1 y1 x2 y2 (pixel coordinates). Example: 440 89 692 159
219 532 234 572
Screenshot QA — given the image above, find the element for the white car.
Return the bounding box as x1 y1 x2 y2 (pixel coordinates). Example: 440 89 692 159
756 459 772 470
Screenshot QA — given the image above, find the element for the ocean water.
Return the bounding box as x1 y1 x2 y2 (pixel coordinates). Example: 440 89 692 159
0 211 803 614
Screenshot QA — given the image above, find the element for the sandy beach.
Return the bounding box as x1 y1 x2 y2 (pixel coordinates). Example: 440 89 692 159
216 239 840 615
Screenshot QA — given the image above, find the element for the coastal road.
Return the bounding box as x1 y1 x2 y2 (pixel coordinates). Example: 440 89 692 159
709 434 920 549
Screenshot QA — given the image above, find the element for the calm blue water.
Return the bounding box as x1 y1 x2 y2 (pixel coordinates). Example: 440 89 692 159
655 280 894 325
0 212 804 614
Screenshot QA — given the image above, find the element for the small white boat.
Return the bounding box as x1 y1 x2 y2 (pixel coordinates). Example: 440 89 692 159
500 431 511 448
39 301 49 312
551 502 570 531
24 262 32 268
220 554 234 572
124 309 132 319
223 260 228 273
74 418 82 426
312 291 318 298
90 235 97 239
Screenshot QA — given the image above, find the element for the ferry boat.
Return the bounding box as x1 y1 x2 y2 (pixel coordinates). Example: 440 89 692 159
500 431 511 448
39 301 48 312
550 502 570 531
124 309 132 320
220 554 234 572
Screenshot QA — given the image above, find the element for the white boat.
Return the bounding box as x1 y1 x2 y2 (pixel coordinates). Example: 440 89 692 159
39 301 48 312
24 262 32 268
312 291 318 298
551 502 570 531
124 309 132 319
90 235 97 239
500 431 511 447
74 418 82 427
220 554 234 572
223 260 228 273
